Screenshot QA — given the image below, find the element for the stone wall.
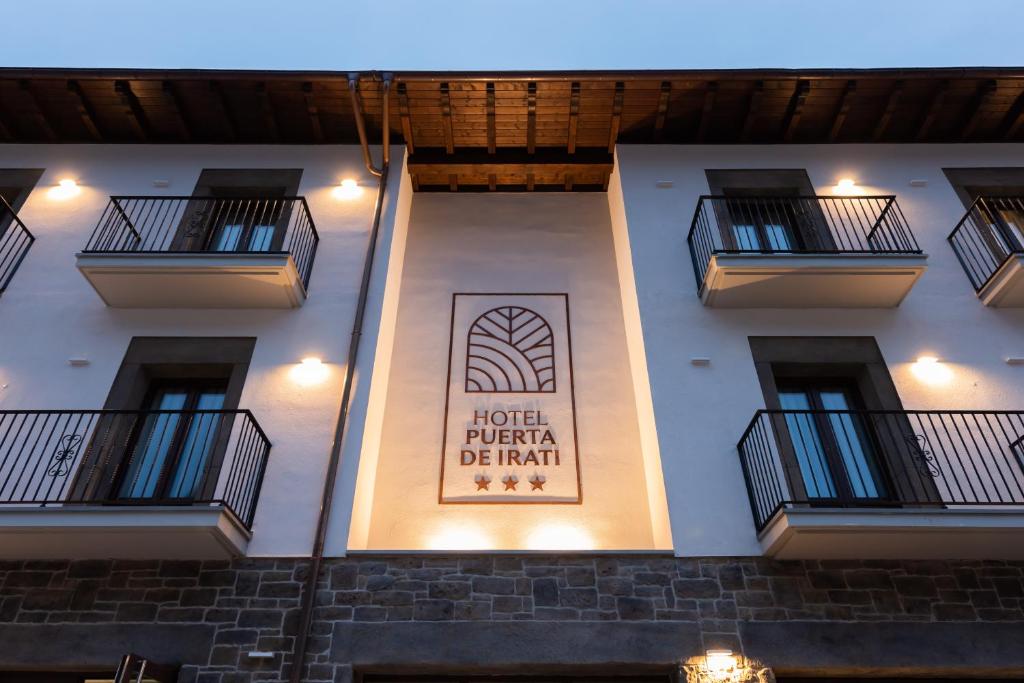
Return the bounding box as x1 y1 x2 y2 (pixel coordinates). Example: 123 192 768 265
0 556 1022 682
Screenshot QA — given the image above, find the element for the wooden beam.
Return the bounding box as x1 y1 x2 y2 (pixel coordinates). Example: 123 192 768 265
488 173 497 191
19 80 57 141
1000 86 1024 140
565 174 574 191
871 80 903 141
653 80 671 141
302 82 323 143
448 173 458 192
161 81 191 142
782 80 810 142
527 81 537 154
568 81 580 152
209 81 237 142
440 82 454 154
526 172 535 192
255 82 280 142
916 80 948 141
113 80 148 141
0 101 13 142
398 82 415 154
828 80 856 142
608 81 625 152
962 79 997 139
410 173 420 191
739 81 764 142
695 81 717 142
67 80 102 141
486 82 496 154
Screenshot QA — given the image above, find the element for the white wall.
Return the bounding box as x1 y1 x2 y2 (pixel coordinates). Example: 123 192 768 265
615 144 1024 556
0 144 380 556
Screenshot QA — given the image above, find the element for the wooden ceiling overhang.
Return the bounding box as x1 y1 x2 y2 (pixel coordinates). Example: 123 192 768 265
2 68 1024 191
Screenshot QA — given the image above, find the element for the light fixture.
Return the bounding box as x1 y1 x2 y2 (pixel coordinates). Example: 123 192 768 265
332 178 363 200
525 523 593 551
835 177 859 195
290 357 329 386
911 355 953 386
681 650 772 683
48 178 81 200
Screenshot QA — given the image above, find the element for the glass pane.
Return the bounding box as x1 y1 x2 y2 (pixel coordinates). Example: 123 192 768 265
214 224 243 251
820 391 886 499
780 392 837 498
764 224 792 251
166 392 225 499
997 209 1024 251
247 224 274 252
732 224 760 251
120 392 187 499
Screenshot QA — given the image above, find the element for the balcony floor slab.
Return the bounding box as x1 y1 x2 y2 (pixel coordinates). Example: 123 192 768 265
761 506 1024 559
76 252 307 308
0 505 250 559
978 253 1024 307
700 253 927 308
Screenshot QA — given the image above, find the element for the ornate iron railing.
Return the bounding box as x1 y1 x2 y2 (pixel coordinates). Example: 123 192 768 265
83 196 320 291
0 196 35 295
737 410 1024 533
0 409 271 530
686 195 921 291
948 196 1024 292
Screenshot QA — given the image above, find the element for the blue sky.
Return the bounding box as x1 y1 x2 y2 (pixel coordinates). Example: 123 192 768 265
4 0 1024 71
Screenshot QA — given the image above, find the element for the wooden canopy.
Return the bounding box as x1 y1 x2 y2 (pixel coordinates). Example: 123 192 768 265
2 68 1023 191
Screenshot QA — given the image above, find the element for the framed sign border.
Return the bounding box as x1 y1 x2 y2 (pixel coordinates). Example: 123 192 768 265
438 292 582 505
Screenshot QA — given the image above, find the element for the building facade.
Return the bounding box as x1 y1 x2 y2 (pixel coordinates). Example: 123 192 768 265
0 69 1023 682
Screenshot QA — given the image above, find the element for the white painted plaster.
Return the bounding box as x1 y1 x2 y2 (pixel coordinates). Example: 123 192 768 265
614 144 1024 556
0 144 380 556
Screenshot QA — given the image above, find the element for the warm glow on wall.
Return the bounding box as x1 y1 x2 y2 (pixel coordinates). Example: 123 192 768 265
525 523 594 550
911 355 953 386
426 523 493 550
290 357 329 386
48 178 81 200
332 178 363 200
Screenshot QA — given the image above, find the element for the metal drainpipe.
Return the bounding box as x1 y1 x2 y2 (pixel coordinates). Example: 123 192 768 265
288 73 391 683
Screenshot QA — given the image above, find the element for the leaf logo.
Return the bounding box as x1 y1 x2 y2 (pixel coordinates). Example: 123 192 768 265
466 306 555 393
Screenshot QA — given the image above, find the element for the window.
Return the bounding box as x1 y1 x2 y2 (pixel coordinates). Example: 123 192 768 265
944 168 1024 258
777 379 890 501
69 337 256 504
172 169 302 253
115 379 227 501
0 169 43 235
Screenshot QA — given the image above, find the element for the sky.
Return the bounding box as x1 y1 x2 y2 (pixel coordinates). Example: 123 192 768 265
3 0 1024 71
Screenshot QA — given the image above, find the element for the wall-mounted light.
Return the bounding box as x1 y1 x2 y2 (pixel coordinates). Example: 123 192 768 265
681 650 772 683
48 178 81 200
332 178 363 200
911 355 953 386
290 357 329 386
835 177 860 196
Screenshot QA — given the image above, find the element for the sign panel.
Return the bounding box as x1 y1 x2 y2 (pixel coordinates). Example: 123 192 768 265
439 293 581 503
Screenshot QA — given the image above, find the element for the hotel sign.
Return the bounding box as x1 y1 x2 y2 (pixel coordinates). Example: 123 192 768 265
439 293 581 503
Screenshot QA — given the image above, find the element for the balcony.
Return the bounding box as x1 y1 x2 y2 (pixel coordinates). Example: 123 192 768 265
77 196 319 308
0 409 270 559
948 196 1024 306
687 195 926 307
738 409 1024 559
0 196 35 296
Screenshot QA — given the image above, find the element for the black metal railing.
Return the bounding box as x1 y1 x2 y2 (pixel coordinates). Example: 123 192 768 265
738 409 1024 532
0 196 35 295
948 196 1024 292
686 195 921 290
0 409 271 530
83 196 320 291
